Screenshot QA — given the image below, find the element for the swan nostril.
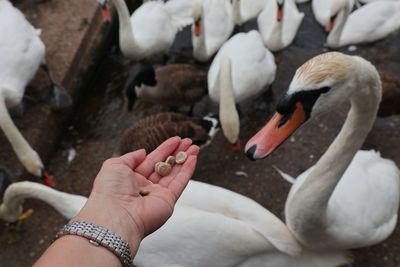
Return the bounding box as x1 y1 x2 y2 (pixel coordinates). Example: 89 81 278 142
245 144 257 161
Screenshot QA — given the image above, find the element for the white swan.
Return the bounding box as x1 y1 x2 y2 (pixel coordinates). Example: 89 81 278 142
359 0 400 3
208 30 276 148
97 0 193 60
0 180 351 266
312 0 356 26
326 0 400 48
257 0 304 51
191 0 234 62
0 0 68 186
231 0 267 25
245 52 400 251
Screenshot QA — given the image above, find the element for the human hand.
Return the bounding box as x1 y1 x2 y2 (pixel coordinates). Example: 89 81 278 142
73 137 199 253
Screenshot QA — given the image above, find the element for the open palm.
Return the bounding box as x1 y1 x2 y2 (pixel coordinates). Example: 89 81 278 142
90 137 199 238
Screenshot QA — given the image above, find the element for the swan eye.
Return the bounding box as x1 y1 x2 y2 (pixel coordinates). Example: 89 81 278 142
276 87 331 119
330 13 338 21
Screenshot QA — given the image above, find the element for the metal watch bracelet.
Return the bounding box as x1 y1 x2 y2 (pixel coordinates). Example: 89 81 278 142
55 220 135 267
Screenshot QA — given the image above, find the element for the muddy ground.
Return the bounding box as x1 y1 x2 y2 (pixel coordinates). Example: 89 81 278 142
1 1 400 267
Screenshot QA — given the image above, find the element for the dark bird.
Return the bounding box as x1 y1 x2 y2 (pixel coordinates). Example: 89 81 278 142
126 64 207 114
119 112 219 154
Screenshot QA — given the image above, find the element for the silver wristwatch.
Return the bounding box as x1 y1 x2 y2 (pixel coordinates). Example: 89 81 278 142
55 220 135 267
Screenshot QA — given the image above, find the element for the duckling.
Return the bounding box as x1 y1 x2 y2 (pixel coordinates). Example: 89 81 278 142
119 112 219 154
126 64 207 113
378 70 400 117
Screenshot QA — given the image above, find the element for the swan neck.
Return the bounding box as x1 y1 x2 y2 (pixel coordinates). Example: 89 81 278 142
287 58 381 225
0 94 38 169
219 57 239 144
327 4 350 48
111 0 139 56
0 182 77 220
193 11 207 60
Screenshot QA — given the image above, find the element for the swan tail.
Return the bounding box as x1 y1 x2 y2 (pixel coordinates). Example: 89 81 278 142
164 0 194 31
273 166 296 184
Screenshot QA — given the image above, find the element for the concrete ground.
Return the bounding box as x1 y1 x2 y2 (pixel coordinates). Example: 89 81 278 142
0 1 400 267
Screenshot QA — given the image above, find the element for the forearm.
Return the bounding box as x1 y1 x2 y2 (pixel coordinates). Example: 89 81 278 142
34 235 123 267
34 195 142 267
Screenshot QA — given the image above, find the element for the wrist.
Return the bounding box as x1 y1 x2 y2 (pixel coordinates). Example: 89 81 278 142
72 194 142 254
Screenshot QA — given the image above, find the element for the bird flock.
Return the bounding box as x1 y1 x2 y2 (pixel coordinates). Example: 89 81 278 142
0 0 400 266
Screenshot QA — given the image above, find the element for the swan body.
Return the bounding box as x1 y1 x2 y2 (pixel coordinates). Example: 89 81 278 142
326 0 400 48
103 0 193 60
135 180 350 267
192 0 234 62
231 0 267 25
119 112 219 154
208 31 276 144
0 0 49 181
312 0 355 26
257 0 304 51
0 179 351 266
245 52 400 251
126 64 207 110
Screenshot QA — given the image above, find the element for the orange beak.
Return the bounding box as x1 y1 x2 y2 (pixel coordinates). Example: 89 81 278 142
42 170 56 188
245 102 306 160
193 22 201 36
325 18 334 33
277 6 283 21
101 5 112 23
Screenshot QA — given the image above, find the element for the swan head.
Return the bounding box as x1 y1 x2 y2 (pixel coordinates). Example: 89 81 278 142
0 168 24 223
97 0 112 23
126 67 157 111
245 52 356 160
326 0 350 32
20 151 56 187
192 3 203 37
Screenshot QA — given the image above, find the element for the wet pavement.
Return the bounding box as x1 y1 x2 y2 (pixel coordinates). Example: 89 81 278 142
1 2 400 266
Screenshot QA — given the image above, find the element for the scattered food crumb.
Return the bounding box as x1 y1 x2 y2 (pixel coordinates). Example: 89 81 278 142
235 171 249 178
290 136 296 143
67 148 77 164
348 45 357 51
309 154 314 159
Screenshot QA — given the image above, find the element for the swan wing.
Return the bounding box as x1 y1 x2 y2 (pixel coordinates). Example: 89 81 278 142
341 1 400 45
131 2 176 52
208 31 276 103
177 180 302 256
326 150 400 247
164 0 195 30
0 1 45 97
202 0 234 56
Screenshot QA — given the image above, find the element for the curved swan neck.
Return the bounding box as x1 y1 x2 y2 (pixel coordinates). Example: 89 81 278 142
0 182 86 221
327 3 351 48
111 0 139 57
0 94 41 171
287 57 381 227
219 57 240 144
193 9 207 60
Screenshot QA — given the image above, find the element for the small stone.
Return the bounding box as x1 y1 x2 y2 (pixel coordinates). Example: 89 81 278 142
155 162 172 176
165 156 176 166
139 187 151 196
175 151 187 164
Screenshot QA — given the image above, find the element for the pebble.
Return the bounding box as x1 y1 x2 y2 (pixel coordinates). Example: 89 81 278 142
165 156 176 166
175 151 188 164
155 162 172 176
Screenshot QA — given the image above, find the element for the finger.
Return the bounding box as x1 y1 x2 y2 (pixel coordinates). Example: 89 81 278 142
118 149 147 169
167 155 198 199
173 138 192 156
135 137 181 178
148 144 199 184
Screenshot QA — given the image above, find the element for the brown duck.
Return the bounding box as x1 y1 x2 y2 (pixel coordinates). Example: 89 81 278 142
119 112 219 154
378 70 400 117
126 64 207 113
